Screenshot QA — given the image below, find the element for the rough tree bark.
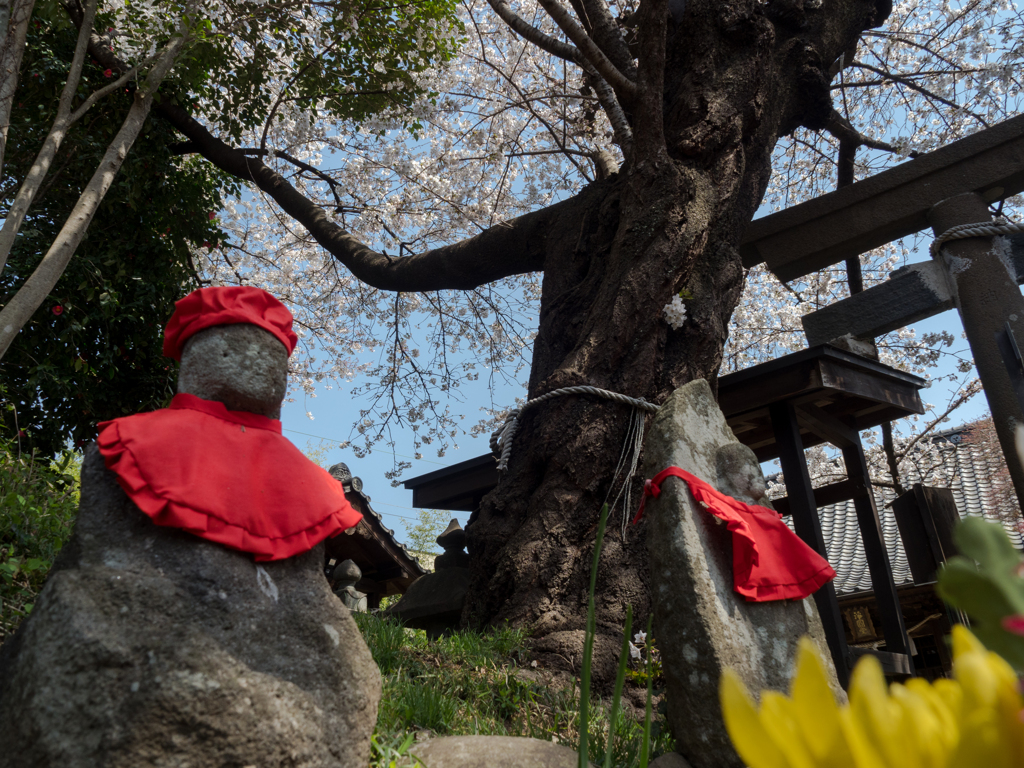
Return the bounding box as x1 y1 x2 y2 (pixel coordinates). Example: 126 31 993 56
461 0 893 662
76 0 892 673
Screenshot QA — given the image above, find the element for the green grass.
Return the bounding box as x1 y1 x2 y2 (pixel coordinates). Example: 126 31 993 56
354 614 674 768
0 439 80 641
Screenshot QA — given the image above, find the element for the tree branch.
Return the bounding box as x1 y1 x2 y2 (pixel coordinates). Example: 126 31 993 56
852 60 990 127
0 0 98 275
156 99 565 293
65 0 561 294
823 108 919 158
0 25 187 360
0 0 37 182
485 0 579 62
535 0 638 104
632 0 668 154
582 62 633 155
575 0 637 82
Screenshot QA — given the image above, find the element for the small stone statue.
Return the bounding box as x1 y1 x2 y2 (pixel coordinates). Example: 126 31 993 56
332 559 368 612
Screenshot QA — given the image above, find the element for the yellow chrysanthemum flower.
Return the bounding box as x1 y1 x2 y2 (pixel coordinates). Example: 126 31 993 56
719 626 1024 768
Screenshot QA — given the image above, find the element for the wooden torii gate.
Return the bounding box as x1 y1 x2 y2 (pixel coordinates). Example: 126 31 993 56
741 113 1024 512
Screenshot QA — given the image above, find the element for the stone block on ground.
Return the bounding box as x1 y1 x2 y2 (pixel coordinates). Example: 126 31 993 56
403 735 589 768
0 447 381 768
648 752 694 768
642 379 841 768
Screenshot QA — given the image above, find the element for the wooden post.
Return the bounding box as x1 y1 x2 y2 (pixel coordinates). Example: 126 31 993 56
840 440 914 666
769 401 851 688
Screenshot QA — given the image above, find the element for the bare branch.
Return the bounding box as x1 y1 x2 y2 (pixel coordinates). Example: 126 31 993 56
485 0 579 62
823 109 919 158
535 0 638 104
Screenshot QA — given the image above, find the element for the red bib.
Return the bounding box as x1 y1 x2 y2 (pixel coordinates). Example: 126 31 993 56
634 467 835 602
97 394 361 561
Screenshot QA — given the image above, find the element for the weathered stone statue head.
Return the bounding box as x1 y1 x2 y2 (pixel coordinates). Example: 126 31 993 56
177 324 289 418
715 442 769 506
165 285 297 419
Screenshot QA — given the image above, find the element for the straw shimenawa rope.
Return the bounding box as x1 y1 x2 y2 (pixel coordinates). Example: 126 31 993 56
489 385 659 472
930 218 1024 257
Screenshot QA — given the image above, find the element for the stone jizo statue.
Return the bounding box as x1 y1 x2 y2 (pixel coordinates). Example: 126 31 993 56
0 286 380 768
332 559 368 612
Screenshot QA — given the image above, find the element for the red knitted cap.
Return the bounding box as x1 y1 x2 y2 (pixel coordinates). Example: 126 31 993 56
163 287 299 361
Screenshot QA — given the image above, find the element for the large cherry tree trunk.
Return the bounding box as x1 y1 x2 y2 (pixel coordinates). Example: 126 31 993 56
462 0 889 668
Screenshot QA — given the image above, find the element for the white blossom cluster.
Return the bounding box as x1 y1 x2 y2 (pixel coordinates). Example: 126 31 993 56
662 295 687 330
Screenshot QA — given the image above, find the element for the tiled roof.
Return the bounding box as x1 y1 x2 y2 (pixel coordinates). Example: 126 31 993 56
795 430 1024 594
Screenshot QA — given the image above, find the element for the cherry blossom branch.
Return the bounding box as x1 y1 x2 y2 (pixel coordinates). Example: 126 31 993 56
852 60 989 127
259 38 342 155
480 2 633 154
897 381 982 460
156 99 565 292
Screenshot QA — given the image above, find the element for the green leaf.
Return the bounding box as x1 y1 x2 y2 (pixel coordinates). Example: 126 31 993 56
937 517 1024 670
955 515 1022 576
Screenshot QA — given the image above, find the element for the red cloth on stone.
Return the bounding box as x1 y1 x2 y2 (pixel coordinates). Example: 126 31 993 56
633 467 835 602
163 286 299 361
97 393 360 561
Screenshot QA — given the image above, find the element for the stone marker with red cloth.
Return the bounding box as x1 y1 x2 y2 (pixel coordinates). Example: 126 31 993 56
634 466 835 602
97 286 360 561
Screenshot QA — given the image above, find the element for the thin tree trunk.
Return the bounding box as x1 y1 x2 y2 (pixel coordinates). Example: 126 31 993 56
0 0 97 274
0 0 36 183
0 30 185 359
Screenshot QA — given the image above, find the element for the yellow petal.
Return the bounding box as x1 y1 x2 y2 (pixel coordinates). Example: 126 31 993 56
720 668 790 768
759 691 816 768
850 654 905 767
790 638 844 761
931 678 964 721
950 709 1012 768
956 650 999 711
837 706 887 768
951 624 987 659
890 682 945 768
904 678 959 754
